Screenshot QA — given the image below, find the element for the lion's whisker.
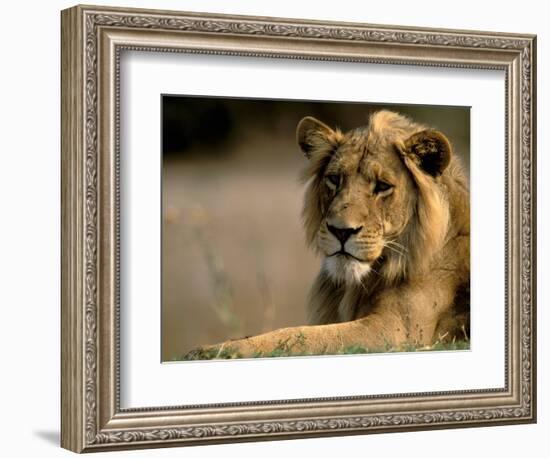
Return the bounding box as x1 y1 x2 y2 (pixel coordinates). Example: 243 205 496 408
386 240 409 253
369 266 381 277
383 243 406 257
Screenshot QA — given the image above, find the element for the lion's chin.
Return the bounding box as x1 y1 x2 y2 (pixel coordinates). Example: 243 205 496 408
323 256 371 285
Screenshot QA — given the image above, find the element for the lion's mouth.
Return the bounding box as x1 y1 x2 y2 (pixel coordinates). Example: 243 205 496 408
327 250 367 263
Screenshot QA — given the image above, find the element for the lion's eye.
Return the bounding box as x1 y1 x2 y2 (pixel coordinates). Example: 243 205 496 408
374 180 393 194
325 174 341 189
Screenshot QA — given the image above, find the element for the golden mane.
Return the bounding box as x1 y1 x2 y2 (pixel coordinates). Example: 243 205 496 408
301 110 469 324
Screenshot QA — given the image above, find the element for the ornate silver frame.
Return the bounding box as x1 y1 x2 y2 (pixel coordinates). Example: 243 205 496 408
61 4 537 453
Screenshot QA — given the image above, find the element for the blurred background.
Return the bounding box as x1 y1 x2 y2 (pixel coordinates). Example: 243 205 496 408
161 96 470 361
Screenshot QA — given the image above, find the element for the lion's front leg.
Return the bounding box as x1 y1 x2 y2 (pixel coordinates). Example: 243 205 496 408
182 319 390 360
182 338 253 360
183 326 312 360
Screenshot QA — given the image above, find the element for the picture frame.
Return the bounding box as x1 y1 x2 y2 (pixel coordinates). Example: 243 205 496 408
61 4 537 453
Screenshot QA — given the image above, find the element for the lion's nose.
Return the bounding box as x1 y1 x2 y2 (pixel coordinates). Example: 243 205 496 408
327 224 362 244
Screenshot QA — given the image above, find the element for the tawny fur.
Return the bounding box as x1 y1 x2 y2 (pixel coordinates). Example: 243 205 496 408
186 110 470 359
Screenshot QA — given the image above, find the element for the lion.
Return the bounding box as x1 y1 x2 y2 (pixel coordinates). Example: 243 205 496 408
185 110 470 360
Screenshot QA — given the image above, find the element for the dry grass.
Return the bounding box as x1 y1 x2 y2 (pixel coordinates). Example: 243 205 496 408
162 158 316 360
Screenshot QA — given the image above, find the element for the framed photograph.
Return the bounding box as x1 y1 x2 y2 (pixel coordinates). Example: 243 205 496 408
61 4 537 453
161 96 472 362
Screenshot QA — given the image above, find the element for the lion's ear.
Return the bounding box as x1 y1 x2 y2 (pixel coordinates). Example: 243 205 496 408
403 130 452 177
296 116 340 159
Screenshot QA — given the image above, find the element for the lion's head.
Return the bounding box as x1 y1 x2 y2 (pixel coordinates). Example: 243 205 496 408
297 110 459 286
